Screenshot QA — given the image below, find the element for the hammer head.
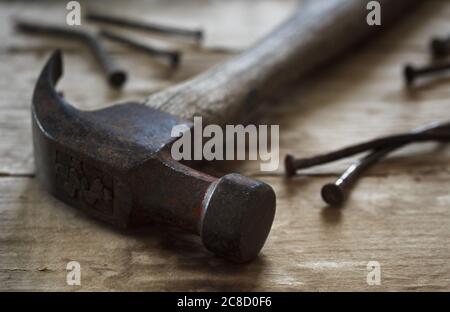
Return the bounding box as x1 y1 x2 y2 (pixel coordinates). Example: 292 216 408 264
31 50 276 262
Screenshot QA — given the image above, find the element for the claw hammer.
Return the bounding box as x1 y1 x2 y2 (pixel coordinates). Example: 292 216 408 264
32 0 418 262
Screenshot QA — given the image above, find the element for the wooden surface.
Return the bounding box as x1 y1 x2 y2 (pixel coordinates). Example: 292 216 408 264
1 0 450 291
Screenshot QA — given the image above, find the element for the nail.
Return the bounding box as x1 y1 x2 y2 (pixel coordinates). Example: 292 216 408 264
404 62 450 86
86 12 203 43
99 29 181 67
15 19 127 89
430 36 450 59
285 132 450 176
321 121 450 206
285 125 450 177
321 147 393 206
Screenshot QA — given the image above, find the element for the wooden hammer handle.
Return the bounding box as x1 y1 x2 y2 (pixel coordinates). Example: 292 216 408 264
145 0 417 125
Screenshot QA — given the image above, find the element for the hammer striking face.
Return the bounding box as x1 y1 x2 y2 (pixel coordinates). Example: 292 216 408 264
32 50 276 263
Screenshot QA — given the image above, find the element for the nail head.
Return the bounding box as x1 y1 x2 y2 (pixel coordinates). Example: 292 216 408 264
321 183 344 207
109 70 128 89
403 64 415 85
285 154 297 177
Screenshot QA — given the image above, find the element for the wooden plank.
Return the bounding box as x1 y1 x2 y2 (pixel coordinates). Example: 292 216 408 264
1 174 449 291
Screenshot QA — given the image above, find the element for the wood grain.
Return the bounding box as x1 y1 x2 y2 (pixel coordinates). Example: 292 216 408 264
1 0 450 291
1 173 449 291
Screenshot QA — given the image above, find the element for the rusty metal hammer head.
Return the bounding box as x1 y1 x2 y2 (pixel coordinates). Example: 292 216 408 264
32 50 276 263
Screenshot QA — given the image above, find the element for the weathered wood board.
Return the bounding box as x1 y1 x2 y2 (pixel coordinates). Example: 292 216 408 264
1 0 450 291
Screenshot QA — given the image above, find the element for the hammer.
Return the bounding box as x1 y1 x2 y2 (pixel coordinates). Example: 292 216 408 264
32 0 418 262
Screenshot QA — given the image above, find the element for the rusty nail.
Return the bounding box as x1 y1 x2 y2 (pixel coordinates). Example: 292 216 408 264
404 62 450 86
15 19 127 89
99 29 181 67
321 121 450 206
285 128 450 177
86 12 203 43
321 148 392 206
